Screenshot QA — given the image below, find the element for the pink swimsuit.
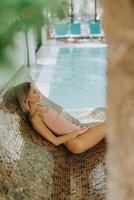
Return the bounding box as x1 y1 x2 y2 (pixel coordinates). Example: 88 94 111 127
42 107 81 135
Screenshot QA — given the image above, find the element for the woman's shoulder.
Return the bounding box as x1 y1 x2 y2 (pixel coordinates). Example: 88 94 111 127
28 110 39 121
29 111 44 127
29 105 49 121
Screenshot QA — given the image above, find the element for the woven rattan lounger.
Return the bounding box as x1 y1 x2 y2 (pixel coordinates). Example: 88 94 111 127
0 65 107 200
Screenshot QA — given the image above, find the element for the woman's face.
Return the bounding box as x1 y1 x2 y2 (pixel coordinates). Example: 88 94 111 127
26 84 41 103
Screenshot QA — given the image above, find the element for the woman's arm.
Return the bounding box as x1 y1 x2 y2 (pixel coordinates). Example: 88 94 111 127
30 115 80 146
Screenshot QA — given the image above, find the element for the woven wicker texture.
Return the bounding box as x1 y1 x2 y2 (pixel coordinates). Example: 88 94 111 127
0 65 107 200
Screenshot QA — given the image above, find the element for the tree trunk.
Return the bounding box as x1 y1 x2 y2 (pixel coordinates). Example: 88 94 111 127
101 0 134 199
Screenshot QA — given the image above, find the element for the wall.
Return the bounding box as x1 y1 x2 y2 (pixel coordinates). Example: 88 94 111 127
0 28 37 91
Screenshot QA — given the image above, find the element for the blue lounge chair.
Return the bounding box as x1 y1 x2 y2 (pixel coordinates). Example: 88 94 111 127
54 23 69 39
70 22 82 37
88 20 102 37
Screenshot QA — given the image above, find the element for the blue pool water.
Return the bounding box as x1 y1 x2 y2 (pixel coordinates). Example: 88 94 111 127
48 46 107 113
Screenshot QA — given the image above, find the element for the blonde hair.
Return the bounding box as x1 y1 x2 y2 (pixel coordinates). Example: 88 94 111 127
14 82 31 114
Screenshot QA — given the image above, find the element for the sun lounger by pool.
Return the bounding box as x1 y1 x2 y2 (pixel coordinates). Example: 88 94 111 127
70 22 82 38
88 20 104 38
53 22 83 39
54 23 69 39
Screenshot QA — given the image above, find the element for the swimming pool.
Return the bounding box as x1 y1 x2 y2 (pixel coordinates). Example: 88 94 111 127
47 45 107 114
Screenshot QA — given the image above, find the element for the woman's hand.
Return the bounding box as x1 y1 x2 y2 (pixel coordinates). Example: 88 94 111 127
76 126 90 135
78 126 90 134
69 127 90 140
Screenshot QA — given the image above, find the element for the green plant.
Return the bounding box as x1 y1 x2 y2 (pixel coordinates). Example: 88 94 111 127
0 0 69 68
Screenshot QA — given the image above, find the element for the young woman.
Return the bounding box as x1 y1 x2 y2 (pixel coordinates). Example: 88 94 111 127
14 82 106 154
